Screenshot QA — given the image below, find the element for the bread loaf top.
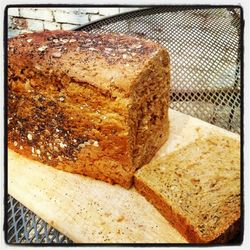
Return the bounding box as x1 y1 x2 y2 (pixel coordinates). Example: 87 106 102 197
8 30 165 95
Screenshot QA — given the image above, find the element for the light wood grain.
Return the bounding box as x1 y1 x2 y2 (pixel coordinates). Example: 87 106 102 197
8 109 240 243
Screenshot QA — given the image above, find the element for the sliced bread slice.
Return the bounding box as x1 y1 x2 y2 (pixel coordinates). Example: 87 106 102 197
134 135 241 243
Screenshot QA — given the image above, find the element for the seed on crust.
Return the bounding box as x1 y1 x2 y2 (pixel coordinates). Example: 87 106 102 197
52 52 62 58
38 45 48 52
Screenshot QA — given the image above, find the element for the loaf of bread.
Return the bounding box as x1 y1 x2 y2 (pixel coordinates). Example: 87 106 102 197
134 135 240 243
8 30 170 188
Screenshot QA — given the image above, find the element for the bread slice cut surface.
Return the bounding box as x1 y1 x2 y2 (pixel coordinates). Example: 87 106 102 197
135 135 240 243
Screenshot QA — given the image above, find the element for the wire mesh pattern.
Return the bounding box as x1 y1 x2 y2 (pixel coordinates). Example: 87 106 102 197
7 196 73 244
7 7 241 244
77 7 241 134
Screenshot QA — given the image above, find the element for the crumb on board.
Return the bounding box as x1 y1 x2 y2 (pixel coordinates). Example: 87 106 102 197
116 215 125 222
196 127 201 132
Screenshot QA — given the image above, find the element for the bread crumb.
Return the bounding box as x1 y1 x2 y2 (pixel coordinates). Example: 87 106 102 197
160 166 166 171
116 215 125 222
191 178 200 184
104 212 111 217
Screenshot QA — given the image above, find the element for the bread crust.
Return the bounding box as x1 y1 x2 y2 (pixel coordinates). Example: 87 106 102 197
8 30 162 95
8 30 170 188
134 177 203 242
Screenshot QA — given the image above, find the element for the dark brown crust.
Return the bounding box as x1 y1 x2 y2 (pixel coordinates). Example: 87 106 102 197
134 177 240 243
8 31 170 189
210 219 240 244
8 30 162 95
8 141 133 189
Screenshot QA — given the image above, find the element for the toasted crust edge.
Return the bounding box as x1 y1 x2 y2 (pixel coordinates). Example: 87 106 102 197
134 177 241 243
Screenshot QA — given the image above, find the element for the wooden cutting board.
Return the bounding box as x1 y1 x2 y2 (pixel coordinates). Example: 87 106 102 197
8 109 240 243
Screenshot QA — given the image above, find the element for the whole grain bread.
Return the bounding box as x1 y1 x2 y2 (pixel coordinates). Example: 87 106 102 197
8 30 171 188
134 135 240 243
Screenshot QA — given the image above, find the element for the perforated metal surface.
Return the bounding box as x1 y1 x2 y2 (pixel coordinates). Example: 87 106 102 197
77 7 241 133
7 6 241 244
7 196 73 244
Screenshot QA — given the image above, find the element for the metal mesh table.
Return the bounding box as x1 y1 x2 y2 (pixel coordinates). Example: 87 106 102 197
7 6 242 244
